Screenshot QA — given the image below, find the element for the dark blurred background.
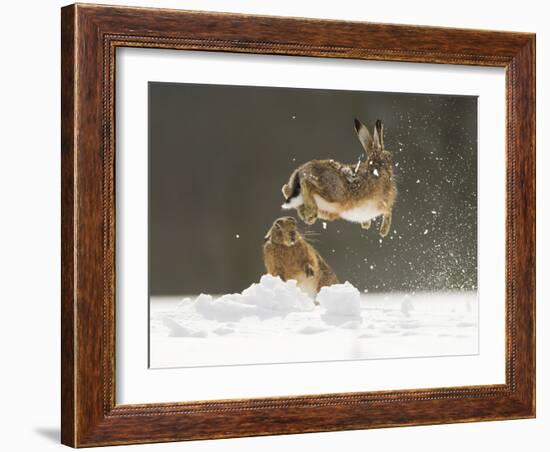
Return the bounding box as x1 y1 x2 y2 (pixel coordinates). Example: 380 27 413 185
149 82 477 296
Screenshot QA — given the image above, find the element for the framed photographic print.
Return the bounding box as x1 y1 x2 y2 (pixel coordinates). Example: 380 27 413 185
61 3 536 447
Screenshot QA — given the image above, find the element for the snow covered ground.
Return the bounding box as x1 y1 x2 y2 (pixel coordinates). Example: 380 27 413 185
150 275 478 368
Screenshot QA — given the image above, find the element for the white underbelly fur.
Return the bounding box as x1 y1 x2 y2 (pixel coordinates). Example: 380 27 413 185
314 195 382 223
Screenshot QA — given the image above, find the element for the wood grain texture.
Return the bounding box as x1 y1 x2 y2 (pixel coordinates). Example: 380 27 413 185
60 3 536 447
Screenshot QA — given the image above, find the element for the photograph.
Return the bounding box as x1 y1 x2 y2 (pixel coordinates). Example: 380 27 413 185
148 81 479 368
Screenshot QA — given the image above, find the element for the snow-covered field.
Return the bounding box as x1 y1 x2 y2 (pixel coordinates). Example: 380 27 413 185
150 275 478 368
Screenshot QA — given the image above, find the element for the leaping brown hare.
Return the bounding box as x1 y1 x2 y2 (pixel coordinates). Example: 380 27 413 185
281 118 396 237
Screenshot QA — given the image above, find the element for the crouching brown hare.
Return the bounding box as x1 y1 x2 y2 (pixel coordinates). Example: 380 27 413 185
263 216 338 299
281 118 396 237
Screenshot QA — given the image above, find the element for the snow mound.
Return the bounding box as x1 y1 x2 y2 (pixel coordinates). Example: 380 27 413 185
317 281 361 317
166 276 367 337
191 274 315 322
163 317 208 338
242 274 314 311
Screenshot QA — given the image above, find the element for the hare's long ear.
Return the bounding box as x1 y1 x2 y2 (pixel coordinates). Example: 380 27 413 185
373 119 384 150
354 118 373 154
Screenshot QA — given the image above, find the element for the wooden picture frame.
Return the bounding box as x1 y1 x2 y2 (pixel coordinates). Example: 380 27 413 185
61 3 535 447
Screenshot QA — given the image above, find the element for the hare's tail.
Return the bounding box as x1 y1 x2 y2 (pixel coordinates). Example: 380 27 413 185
281 170 303 209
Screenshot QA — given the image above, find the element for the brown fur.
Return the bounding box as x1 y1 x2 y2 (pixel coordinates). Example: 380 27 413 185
263 216 338 298
282 119 397 237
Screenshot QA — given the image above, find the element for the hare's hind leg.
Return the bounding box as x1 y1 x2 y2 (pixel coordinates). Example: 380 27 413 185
380 211 392 237
298 180 318 225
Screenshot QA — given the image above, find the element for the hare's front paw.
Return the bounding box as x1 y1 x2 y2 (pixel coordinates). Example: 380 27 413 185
299 204 318 225
361 220 371 230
